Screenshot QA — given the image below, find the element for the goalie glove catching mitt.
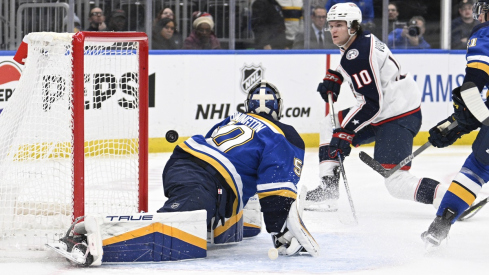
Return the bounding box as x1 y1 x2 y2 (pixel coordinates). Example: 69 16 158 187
271 201 320 257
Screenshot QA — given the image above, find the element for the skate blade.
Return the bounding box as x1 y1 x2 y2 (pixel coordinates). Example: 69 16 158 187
304 206 338 212
46 243 86 265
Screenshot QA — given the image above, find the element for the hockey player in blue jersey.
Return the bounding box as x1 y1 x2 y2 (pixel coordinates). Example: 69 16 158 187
421 0 489 247
157 81 319 256
305 2 448 211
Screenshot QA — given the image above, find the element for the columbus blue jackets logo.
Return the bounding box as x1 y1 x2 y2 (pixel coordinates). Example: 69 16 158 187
240 64 264 94
346 49 359 60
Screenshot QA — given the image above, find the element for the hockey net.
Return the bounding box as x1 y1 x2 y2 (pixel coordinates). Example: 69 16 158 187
0 32 148 250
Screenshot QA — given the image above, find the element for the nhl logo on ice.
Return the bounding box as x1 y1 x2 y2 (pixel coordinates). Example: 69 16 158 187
346 49 359 60
240 64 264 94
171 203 180 209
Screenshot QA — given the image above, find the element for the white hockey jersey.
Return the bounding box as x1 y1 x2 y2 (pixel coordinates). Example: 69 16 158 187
337 32 421 133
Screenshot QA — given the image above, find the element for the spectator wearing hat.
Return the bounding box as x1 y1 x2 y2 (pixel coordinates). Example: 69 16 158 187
107 9 127 32
63 14 82 32
86 7 107 31
152 18 182 50
183 12 221 50
452 0 480 49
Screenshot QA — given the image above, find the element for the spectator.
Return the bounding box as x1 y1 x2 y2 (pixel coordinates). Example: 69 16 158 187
152 18 182 50
63 14 82 32
86 7 107 31
452 0 480 49
388 16 431 49
326 0 374 24
293 6 335 49
183 12 221 50
251 0 288 49
106 9 127 32
277 0 304 48
388 2 400 32
155 7 175 22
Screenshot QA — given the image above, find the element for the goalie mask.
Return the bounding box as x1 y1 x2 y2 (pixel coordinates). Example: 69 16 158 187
473 1 489 20
245 81 283 120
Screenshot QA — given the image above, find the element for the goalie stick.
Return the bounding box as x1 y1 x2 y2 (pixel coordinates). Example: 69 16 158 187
460 81 489 126
328 93 358 225
458 197 489 221
359 120 459 178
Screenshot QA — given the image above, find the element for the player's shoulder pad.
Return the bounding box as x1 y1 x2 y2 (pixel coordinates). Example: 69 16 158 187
270 119 305 150
470 21 489 38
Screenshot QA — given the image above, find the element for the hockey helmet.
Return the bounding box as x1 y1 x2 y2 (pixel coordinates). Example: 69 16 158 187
473 1 489 20
245 81 283 120
327 2 362 29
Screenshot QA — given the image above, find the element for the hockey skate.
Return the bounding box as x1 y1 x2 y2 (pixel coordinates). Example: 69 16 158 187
304 167 339 212
46 217 94 267
421 208 457 248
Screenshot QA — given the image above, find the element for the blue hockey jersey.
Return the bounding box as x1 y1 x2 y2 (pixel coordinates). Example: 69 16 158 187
172 112 305 232
465 21 489 91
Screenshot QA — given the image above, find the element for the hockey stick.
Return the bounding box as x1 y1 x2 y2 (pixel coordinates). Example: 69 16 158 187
359 120 459 178
460 81 489 126
458 197 489 221
328 93 358 224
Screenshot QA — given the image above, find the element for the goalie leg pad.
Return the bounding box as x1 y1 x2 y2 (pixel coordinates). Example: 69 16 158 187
243 194 262 238
286 201 320 256
98 211 207 263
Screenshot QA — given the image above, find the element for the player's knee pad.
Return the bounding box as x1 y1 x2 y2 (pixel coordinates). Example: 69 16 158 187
243 194 262 238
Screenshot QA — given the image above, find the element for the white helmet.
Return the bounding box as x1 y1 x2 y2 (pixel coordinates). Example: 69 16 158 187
327 2 362 29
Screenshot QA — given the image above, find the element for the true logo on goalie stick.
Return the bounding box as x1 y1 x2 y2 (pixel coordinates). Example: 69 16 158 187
240 64 265 94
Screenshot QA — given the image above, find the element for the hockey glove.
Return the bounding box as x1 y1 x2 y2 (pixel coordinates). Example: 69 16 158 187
428 116 474 148
317 69 344 103
452 86 481 127
271 201 320 257
328 128 355 158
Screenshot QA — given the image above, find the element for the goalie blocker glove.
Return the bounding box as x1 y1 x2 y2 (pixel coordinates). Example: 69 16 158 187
271 201 319 256
317 69 344 103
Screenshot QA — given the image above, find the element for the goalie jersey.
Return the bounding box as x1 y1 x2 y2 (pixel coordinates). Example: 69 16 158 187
336 31 421 132
169 112 305 233
464 21 489 92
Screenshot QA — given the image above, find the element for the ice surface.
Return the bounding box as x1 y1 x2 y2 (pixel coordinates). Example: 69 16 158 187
1 146 488 275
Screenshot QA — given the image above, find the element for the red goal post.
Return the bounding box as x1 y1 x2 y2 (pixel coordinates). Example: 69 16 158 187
72 32 149 219
0 31 148 250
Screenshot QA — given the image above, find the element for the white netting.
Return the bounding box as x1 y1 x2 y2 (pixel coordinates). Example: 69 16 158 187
0 32 144 250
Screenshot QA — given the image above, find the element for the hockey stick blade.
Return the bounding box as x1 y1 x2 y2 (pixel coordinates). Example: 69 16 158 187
359 151 389 177
460 81 489 126
360 121 459 178
458 197 489 221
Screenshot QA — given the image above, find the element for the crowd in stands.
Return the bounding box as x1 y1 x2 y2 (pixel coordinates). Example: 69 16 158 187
42 1 481 51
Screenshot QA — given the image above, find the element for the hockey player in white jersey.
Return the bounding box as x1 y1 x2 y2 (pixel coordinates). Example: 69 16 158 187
421 0 489 247
305 2 447 210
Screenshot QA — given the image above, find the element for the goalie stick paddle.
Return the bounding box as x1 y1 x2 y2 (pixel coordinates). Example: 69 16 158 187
460 81 489 126
458 197 489 221
359 120 459 178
